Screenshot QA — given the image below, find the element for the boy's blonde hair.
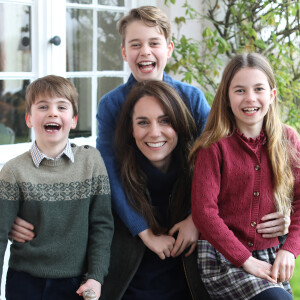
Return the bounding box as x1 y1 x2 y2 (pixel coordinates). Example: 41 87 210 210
190 53 299 215
26 75 78 116
118 6 172 45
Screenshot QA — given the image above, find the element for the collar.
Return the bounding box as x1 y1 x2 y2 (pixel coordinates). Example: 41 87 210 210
30 140 74 168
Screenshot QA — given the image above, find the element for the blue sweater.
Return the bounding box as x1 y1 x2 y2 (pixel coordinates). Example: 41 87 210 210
96 72 210 236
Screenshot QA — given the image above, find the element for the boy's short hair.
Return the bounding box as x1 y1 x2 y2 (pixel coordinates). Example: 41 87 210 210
118 6 172 45
26 75 78 116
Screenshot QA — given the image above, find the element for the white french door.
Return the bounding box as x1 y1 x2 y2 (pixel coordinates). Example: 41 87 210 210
0 0 156 168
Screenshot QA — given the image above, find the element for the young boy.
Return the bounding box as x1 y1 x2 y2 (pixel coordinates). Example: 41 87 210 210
0 75 113 300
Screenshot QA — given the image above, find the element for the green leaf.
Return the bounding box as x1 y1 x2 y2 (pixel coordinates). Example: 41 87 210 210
254 39 267 50
202 27 213 38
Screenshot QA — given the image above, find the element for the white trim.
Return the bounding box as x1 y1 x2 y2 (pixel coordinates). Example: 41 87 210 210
48 0 67 76
0 0 32 4
66 3 128 12
0 72 34 79
66 70 128 77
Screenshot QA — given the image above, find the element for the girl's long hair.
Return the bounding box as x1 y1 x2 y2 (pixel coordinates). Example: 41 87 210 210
190 53 299 215
115 80 197 234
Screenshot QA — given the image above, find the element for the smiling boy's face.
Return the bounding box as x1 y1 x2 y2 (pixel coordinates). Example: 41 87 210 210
26 95 77 157
121 20 174 82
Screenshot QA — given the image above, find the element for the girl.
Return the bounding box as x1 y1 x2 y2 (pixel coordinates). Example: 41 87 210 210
190 53 300 300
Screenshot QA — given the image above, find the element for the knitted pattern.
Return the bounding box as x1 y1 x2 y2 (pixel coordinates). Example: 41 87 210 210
0 144 113 284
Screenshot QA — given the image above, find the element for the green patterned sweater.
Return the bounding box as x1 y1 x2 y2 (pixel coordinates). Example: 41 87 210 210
0 144 113 285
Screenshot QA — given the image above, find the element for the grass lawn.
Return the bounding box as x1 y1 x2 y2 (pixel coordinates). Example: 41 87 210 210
290 256 300 299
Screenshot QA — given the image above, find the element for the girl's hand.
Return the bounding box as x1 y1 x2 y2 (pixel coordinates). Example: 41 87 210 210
257 212 290 238
168 214 199 257
271 249 295 283
242 256 277 284
138 228 175 260
76 279 101 300
8 217 35 242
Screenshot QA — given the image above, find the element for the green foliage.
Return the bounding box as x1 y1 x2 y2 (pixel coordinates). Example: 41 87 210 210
164 0 300 131
290 256 300 299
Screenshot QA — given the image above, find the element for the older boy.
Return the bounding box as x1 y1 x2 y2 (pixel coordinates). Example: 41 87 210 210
97 5 210 241
0 75 113 300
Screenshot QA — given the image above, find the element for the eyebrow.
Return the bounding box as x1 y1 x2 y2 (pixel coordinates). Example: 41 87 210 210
34 99 71 105
134 114 168 120
231 83 266 88
128 37 163 44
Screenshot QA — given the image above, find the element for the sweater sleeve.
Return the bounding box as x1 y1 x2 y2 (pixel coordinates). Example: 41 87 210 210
96 92 149 236
191 144 252 267
0 164 20 290
281 127 300 257
86 153 114 284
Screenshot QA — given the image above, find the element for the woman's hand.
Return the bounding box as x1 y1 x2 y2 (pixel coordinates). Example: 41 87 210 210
271 249 295 283
168 214 199 257
257 212 290 238
8 217 35 242
138 228 175 260
242 256 277 284
77 279 101 300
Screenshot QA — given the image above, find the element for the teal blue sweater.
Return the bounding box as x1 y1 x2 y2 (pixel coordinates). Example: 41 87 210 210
0 144 113 286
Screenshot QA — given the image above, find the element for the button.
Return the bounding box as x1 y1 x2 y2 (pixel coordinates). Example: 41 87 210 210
248 242 254 247
254 165 260 171
253 191 260 197
71 143 76 147
251 222 257 227
84 145 89 149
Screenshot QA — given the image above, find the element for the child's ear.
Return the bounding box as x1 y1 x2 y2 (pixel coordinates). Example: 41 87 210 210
167 41 174 59
121 44 128 62
25 113 32 128
71 115 78 129
270 88 276 103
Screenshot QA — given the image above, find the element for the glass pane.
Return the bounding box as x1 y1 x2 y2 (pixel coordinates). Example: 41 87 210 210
67 0 92 3
0 80 30 145
69 78 92 138
98 11 123 70
98 0 125 5
97 77 123 101
0 4 32 72
66 9 93 72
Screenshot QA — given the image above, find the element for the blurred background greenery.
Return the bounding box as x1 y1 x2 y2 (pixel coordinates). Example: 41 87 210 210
290 256 300 299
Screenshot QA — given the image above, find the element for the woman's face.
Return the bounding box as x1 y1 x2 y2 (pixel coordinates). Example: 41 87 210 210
132 95 178 173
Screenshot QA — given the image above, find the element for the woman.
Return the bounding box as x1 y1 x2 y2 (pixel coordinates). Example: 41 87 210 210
10 80 290 299
103 80 205 299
